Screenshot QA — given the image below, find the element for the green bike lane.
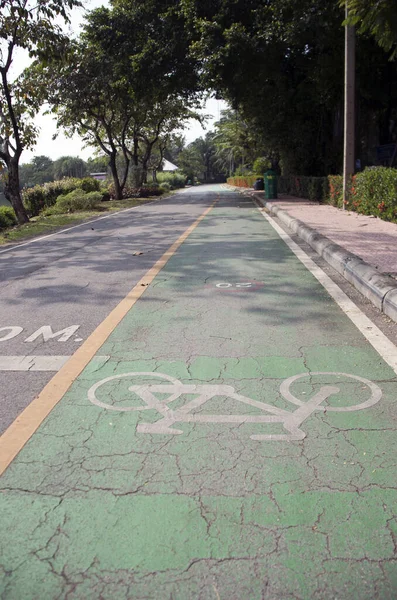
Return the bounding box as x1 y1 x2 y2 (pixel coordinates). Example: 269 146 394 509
1 188 396 599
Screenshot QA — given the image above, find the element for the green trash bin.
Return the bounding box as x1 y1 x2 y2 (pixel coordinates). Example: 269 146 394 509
264 169 278 199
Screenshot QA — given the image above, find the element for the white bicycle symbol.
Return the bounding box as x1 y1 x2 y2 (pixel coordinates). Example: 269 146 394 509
88 371 382 441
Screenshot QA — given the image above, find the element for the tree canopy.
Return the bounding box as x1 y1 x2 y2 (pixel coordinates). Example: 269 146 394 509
181 0 397 175
0 0 81 222
344 0 397 59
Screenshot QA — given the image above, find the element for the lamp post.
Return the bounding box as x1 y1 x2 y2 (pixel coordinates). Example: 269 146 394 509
343 3 356 209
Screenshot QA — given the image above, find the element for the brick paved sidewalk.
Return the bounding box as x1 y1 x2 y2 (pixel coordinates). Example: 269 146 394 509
248 191 397 278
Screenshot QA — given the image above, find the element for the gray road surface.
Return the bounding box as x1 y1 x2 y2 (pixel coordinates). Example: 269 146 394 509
0 188 217 433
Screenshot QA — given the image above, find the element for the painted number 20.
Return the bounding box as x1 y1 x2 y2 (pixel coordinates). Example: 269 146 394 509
216 283 253 289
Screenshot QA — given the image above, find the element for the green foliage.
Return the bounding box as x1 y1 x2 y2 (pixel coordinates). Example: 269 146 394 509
276 176 329 202
19 156 54 188
22 185 47 216
344 0 397 59
349 167 397 221
157 172 186 189
87 155 109 174
0 0 82 224
23 177 98 216
79 177 101 192
53 156 88 180
212 110 262 176
55 190 102 212
138 186 164 198
327 175 344 207
101 191 111 202
37 0 200 200
253 157 271 175
108 184 139 200
108 183 164 199
233 166 251 176
159 182 171 192
183 0 397 177
0 206 17 230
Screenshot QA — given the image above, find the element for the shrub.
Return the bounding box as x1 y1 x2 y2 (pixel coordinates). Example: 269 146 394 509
159 182 171 193
55 190 102 212
277 176 328 202
23 177 87 216
108 183 139 199
353 167 397 221
0 206 17 230
328 175 343 207
137 186 164 197
23 185 47 216
233 166 251 177
101 191 111 202
308 177 328 202
108 183 165 199
79 177 101 192
157 171 186 190
227 175 258 188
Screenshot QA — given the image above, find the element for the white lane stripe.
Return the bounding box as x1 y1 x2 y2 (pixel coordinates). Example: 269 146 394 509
0 356 71 371
0 196 167 256
257 206 397 375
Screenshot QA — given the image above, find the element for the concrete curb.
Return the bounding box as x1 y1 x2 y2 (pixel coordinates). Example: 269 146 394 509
251 192 397 324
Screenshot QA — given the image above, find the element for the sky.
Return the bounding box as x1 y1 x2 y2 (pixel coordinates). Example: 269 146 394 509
14 0 227 164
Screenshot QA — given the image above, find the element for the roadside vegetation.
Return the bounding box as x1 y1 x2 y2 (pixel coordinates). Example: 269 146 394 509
1 1 396 226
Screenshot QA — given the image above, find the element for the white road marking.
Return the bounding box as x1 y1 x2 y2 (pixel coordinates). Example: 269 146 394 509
257 206 397 375
24 325 80 343
0 356 71 371
88 371 381 441
0 327 23 342
0 325 81 343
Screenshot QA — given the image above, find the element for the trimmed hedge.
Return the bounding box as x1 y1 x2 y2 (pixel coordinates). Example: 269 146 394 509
328 175 343 207
277 176 329 202
0 206 17 230
227 175 258 187
326 168 397 221
228 174 329 202
347 167 397 221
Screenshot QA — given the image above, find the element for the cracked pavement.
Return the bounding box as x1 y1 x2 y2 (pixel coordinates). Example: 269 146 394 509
0 186 396 599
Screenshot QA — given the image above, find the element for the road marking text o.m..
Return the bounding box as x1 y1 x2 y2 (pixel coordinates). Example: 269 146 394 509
0 325 81 343
0 327 24 342
24 325 80 343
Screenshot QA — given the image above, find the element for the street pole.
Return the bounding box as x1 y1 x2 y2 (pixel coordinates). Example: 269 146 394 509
343 4 356 210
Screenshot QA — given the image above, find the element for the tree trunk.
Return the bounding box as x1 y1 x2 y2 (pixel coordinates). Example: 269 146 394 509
4 158 29 224
109 154 122 200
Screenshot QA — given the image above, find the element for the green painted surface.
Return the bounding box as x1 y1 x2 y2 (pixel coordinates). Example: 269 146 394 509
0 190 396 599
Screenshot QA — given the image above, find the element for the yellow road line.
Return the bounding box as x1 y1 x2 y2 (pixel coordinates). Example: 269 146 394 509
0 200 217 476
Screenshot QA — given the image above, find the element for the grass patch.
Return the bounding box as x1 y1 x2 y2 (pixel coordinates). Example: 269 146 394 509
0 195 171 246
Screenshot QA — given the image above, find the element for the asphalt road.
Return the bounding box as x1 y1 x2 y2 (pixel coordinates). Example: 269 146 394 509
0 187 217 433
1 186 396 599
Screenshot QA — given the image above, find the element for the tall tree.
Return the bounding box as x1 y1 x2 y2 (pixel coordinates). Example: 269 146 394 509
344 0 397 59
0 0 81 223
53 155 87 179
19 155 54 187
40 2 201 196
182 0 397 175
212 110 261 175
